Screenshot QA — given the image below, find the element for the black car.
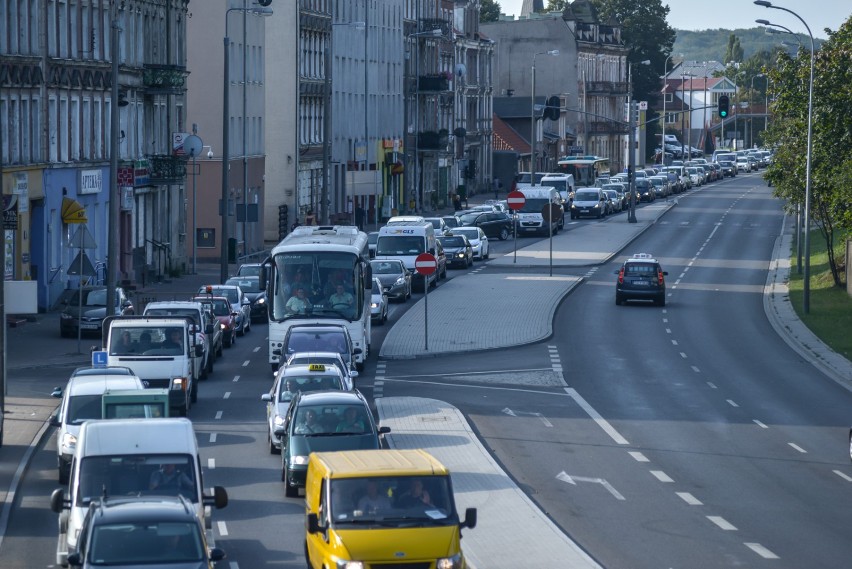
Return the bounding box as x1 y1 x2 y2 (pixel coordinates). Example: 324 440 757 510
275 390 389 497
60 286 134 338
369 259 412 302
718 160 737 177
437 235 473 269
457 211 513 241
615 253 668 306
634 179 656 202
225 276 268 322
67 496 225 568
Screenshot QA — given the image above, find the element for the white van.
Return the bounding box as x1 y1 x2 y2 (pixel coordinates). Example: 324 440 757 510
515 186 564 235
540 173 576 204
49 418 228 567
142 300 220 379
375 221 438 288
386 215 426 226
103 316 203 417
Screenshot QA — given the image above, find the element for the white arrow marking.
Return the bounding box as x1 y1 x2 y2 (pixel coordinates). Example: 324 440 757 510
557 471 625 500
501 407 552 427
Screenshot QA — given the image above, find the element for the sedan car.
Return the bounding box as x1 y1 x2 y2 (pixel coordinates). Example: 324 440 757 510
192 295 237 347
261 363 347 454
442 215 462 229
615 253 668 306
369 259 412 302
60 286 133 338
225 276 268 322
602 189 622 213
370 277 389 325
275 390 389 497
437 235 473 269
635 179 657 202
285 351 358 390
449 226 489 260
423 217 451 235
198 285 250 335
457 211 513 241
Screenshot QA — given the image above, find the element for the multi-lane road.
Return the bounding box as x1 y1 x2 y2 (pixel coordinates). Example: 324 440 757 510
2 173 851 568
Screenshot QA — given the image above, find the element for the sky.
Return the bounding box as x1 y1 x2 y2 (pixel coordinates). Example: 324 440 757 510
498 0 850 37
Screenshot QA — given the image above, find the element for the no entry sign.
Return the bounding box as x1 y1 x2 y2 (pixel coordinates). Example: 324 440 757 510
507 190 526 211
414 253 437 276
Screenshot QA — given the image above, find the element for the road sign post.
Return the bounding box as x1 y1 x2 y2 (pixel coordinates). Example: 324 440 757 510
414 253 437 351
507 190 525 264
541 203 561 277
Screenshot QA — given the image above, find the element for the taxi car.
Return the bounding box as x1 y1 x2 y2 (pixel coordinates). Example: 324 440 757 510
261 363 346 455
285 351 358 389
615 253 668 306
275 390 389 497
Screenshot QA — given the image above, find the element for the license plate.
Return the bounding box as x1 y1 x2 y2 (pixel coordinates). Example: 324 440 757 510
80 323 99 330
580 208 589 212
631 280 649 286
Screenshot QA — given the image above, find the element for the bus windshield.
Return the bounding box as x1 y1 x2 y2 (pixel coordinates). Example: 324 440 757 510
271 252 361 322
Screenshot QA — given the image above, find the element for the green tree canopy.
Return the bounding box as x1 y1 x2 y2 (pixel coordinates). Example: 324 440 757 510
724 34 744 64
480 0 502 23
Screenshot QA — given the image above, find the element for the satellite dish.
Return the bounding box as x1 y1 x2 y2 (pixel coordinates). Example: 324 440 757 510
455 63 466 78
184 135 203 158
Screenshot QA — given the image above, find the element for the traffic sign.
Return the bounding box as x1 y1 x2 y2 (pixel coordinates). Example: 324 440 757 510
414 253 437 276
507 190 526 211
92 350 108 368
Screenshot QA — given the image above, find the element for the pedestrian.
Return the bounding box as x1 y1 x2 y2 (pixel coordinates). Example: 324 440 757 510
452 193 462 212
492 177 503 200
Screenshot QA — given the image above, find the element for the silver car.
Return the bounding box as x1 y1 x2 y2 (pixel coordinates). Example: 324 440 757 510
450 226 489 260
370 277 389 325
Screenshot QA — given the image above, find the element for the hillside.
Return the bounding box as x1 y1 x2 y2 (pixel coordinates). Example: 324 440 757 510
674 27 825 63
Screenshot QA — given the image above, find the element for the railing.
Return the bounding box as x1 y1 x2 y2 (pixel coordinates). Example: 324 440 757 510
142 63 188 94
586 81 629 95
147 154 187 184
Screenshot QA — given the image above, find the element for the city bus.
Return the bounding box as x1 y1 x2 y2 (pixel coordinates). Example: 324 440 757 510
263 226 372 372
556 155 611 187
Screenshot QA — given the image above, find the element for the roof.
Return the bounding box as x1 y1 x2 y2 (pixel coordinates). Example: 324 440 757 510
91 496 197 525
280 363 345 378
493 114 531 154
67 374 143 396
296 390 368 406
79 418 197 456
312 449 448 478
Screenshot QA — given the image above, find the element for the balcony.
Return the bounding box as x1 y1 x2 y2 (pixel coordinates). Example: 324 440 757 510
585 81 629 96
147 154 187 184
589 121 628 135
419 18 449 36
143 64 188 95
417 131 448 151
418 74 451 92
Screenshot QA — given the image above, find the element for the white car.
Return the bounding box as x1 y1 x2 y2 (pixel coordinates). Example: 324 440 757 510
450 226 489 260
285 351 358 390
736 158 751 173
370 277 389 325
602 189 622 213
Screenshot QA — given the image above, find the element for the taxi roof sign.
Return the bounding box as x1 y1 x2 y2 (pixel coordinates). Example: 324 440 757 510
308 364 327 372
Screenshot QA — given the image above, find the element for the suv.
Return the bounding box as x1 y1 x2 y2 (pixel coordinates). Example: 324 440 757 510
615 253 668 306
67 496 225 568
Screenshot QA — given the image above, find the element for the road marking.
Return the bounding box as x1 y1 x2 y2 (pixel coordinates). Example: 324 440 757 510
385 366 555 379
223 392 231 399
706 382 717 389
253 346 260 352
564 388 629 445
707 516 737 531
502 408 553 427
753 419 768 429
556 472 625 500
650 470 673 483
676 492 703 505
833 470 852 482
745 543 779 559
628 451 649 462
233 375 240 382
215 410 223 420
217 521 229 536
679 352 688 359
671 340 678 346
665 328 672 334
242 360 250 367
208 458 215 469
662 318 668 323
209 433 217 443
788 442 807 453
726 399 738 407
691 365 700 373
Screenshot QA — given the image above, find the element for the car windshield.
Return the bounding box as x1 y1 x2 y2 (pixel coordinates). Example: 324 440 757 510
89 521 204 564
278 374 343 401
574 191 600 201
518 198 550 213
370 261 402 274
442 217 460 228
237 264 262 277
624 262 658 276
372 280 381 294
451 229 479 241
226 277 261 292
197 298 231 316
77 454 197 506
292 403 371 436
67 394 103 424
438 236 466 248
425 219 442 230
329 476 456 526
201 287 238 304
457 212 482 224
286 331 348 356
144 308 200 327
375 236 424 256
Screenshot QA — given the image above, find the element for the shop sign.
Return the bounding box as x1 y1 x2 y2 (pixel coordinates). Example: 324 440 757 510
79 169 103 195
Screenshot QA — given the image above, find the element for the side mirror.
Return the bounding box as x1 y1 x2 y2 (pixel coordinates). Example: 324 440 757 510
273 426 286 437
205 323 214 335
204 486 228 509
209 548 226 562
349 370 359 379
272 348 282 356
51 387 63 398
67 552 82 566
50 488 68 513
353 348 362 355
378 426 391 435
261 393 272 402
307 513 321 534
462 507 477 529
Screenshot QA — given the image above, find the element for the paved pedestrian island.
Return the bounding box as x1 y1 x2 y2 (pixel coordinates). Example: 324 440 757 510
377 396 604 569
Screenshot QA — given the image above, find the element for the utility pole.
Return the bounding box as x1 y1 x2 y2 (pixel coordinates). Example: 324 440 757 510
321 45 331 225
106 6 121 317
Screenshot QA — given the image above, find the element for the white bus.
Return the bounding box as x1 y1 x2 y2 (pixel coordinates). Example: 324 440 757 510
263 226 372 372
556 155 611 187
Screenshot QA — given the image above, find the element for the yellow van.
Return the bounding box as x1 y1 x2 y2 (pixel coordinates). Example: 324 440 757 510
305 449 477 569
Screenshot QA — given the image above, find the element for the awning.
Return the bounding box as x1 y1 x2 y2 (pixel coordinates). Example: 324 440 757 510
62 196 88 224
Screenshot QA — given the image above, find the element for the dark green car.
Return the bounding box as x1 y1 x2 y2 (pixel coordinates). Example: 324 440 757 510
275 390 389 497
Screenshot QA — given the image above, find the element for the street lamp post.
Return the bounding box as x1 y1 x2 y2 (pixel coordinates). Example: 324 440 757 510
755 1 815 313
750 73 766 147
661 53 681 164
222 6 272 282
530 49 559 187
627 59 650 224
726 62 740 149
106 5 122 317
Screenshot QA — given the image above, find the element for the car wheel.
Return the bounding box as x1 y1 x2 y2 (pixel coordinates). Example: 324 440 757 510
615 293 623 306
190 381 198 404
356 361 365 372
269 433 281 455
383 308 388 324
499 227 509 241
217 341 223 358
206 353 214 376
245 317 251 333
656 294 666 307
406 286 411 301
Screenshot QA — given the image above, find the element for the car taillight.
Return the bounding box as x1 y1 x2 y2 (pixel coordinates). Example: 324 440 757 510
618 267 625 284
658 270 664 285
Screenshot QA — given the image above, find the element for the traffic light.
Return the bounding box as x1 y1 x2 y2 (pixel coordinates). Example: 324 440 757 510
278 204 289 240
544 95 560 121
257 0 272 6
718 95 729 118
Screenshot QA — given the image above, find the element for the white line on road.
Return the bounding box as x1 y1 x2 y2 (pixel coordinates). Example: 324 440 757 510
788 442 807 453
665 328 672 334
706 382 717 389
650 470 674 483
242 360 250 367
208 458 215 469
676 492 703 505
833 470 852 482
753 420 768 429
707 516 737 531
628 451 649 462
253 346 260 352
223 392 231 399
233 375 240 382
691 365 700 373
217 521 229 536
679 352 688 359
671 340 678 346
215 411 223 420
209 433 217 443
564 388 629 445
745 543 779 559
726 399 739 407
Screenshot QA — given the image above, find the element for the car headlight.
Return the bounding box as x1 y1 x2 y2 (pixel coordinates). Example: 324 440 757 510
437 554 463 569
256 298 265 305
60 313 75 320
273 415 285 428
220 322 227 330
292 455 309 465
394 277 405 286
456 253 464 258
60 432 77 450
592 204 600 209
370 302 379 309
171 377 187 391
335 561 364 569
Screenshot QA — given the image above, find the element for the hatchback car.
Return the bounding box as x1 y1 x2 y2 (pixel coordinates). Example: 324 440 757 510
192 295 237 348
437 235 473 269
225 276 268 322
571 188 608 219
615 253 668 306
635 179 657 202
423 217 451 235
602 189 622 213
370 277 389 325
457 211 513 241
449 226 489 260
60 286 134 338
261 363 347 454
275 390 390 497
198 285 250 335
67 496 224 568
369 259 412 302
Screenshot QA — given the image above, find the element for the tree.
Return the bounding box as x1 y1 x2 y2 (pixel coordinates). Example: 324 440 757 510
590 0 677 160
723 33 744 64
546 0 568 10
480 0 502 23
764 17 852 287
